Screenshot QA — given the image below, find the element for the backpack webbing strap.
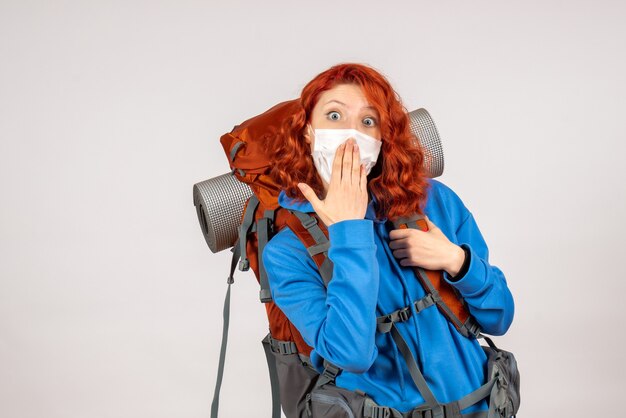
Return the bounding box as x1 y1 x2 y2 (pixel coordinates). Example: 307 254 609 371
315 360 342 388
267 334 298 355
289 210 334 286
463 317 482 340
393 215 481 339
364 398 491 418
388 323 439 410
257 209 276 303
363 398 404 418
365 405 490 418
210 242 241 418
261 334 282 418
414 266 481 339
379 321 494 418
455 378 497 413
376 293 439 333
238 196 259 272
306 241 331 257
229 140 245 162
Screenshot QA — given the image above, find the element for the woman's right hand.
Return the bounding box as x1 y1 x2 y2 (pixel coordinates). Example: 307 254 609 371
297 138 369 227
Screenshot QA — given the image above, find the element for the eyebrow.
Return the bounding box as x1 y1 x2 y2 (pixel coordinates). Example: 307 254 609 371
323 99 377 111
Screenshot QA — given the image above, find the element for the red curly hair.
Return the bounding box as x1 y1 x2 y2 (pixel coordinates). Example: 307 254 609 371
267 63 430 221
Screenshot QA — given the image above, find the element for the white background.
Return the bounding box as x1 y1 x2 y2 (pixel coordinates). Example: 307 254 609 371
1 1 625 417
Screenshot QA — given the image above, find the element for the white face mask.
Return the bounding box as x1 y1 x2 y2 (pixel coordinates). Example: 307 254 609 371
310 128 382 184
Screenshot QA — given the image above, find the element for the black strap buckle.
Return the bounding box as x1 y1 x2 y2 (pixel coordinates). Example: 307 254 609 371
371 406 391 418
397 307 411 322
322 363 340 380
429 289 442 303
466 319 481 339
263 210 275 234
268 336 296 354
278 340 296 355
411 405 445 418
238 258 250 271
301 214 318 229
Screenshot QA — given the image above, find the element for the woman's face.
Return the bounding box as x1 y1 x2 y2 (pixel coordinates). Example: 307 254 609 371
305 83 382 149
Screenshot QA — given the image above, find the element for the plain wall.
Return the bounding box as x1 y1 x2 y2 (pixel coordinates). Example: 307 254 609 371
1 1 625 417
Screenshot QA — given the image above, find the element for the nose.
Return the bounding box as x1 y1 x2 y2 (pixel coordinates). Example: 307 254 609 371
347 117 359 130
347 116 362 132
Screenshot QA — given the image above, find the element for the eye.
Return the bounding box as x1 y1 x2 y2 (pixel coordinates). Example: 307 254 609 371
326 111 341 121
362 117 377 127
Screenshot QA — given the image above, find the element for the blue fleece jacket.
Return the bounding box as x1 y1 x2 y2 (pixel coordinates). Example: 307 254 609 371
261 178 514 413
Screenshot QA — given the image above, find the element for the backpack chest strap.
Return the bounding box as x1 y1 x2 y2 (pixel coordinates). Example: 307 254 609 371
376 292 441 333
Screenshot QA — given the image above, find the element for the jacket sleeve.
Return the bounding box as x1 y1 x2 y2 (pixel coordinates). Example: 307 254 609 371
262 219 380 373
442 212 515 336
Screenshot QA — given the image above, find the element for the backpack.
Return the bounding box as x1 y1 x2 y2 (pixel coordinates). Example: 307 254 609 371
193 100 520 418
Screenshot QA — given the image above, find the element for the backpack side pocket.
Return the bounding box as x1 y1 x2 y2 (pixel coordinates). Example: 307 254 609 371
264 335 320 418
483 345 521 417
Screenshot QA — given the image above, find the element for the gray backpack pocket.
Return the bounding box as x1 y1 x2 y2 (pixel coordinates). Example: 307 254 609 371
483 344 520 417
265 335 320 418
306 385 368 418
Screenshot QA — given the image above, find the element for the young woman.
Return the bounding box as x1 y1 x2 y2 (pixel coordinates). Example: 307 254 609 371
262 63 515 417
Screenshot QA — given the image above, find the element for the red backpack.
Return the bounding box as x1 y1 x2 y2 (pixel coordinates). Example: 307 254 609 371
194 100 518 418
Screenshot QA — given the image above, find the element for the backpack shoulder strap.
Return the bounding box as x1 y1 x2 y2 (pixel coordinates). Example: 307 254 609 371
285 210 334 286
393 214 481 339
284 210 346 388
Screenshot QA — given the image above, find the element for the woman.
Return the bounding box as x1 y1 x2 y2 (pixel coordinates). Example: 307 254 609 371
262 63 515 416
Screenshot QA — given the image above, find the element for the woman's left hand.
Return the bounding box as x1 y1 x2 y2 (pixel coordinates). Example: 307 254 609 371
388 216 466 277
